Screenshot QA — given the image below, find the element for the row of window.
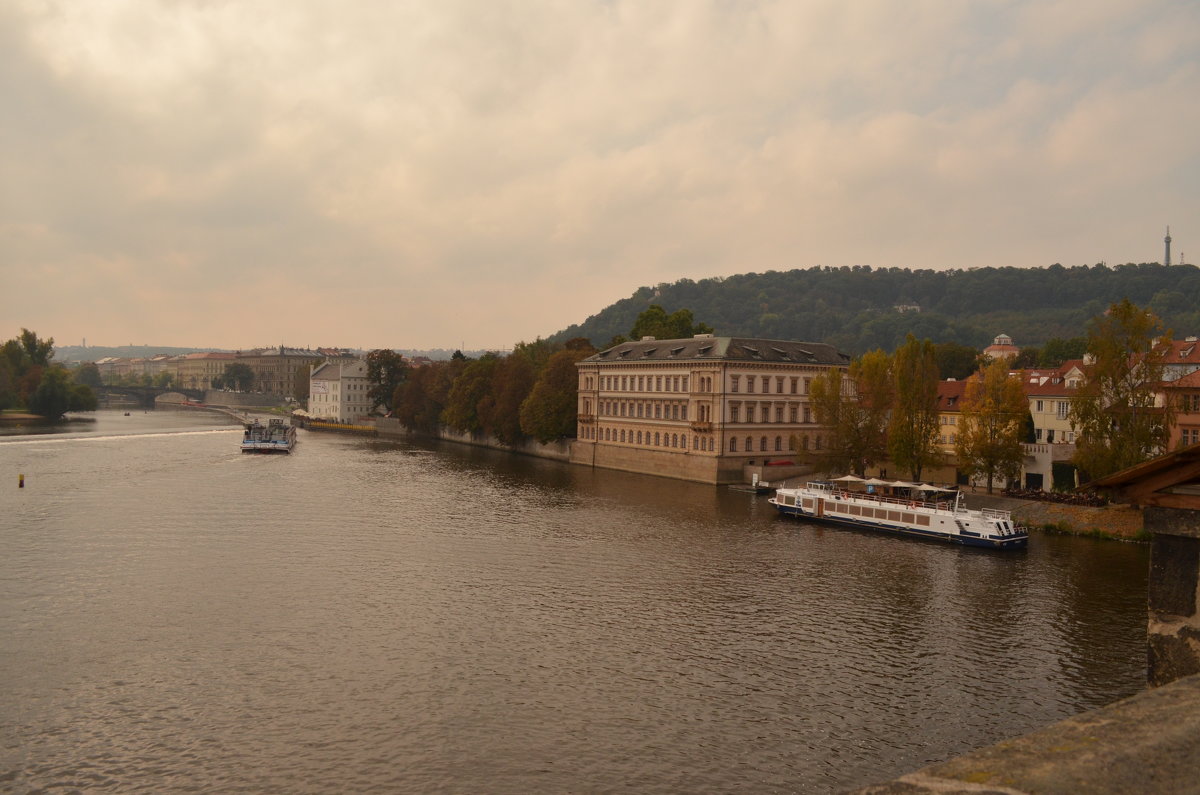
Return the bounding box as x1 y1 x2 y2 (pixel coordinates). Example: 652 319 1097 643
599 400 688 420
581 425 716 451
728 404 813 423
1182 428 1200 445
586 373 820 396
1180 394 1200 413
589 374 692 393
585 425 826 454
730 375 811 395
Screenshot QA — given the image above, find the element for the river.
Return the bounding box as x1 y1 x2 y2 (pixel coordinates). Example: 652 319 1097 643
0 409 1149 792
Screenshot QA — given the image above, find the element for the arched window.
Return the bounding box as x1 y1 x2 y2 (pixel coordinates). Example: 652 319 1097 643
788 436 795 451
760 436 768 452
745 436 752 451
693 435 699 449
775 436 782 451
815 436 822 450
672 433 678 448
730 437 738 452
655 432 660 446
709 438 715 451
802 436 809 450
620 429 626 442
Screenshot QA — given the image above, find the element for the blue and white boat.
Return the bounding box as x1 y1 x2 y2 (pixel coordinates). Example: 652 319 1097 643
770 480 1028 549
240 418 297 453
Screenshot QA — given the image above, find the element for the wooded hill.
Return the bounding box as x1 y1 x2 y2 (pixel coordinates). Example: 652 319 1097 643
550 262 1200 355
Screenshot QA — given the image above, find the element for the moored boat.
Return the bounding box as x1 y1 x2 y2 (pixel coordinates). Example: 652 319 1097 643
240 418 297 453
770 480 1027 549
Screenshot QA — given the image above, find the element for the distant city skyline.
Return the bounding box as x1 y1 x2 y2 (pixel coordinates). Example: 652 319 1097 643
3 2 1198 350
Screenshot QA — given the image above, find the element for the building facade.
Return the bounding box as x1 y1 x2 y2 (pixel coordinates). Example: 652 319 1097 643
308 359 373 423
176 352 235 390
572 335 850 484
237 346 325 398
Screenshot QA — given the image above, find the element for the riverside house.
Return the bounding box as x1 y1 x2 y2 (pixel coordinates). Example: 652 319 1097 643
573 334 850 484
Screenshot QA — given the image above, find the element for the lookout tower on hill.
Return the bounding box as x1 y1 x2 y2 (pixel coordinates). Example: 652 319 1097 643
1165 226 1172 267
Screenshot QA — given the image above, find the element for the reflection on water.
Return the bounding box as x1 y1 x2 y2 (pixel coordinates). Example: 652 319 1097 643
0 411 1149 792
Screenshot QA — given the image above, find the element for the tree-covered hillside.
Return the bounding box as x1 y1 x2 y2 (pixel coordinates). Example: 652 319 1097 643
550 263 1200 354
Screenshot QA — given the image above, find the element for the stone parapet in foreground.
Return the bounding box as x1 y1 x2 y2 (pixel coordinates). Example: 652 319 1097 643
853 673 1200 794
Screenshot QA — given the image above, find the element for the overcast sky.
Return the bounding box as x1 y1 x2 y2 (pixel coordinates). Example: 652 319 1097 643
3 1 1198 351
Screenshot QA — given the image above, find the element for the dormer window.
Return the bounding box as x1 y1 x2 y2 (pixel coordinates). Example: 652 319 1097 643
670 346 684 356
642 348 657 357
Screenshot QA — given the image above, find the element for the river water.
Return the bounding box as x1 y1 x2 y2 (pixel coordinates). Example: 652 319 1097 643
1 410 1149 792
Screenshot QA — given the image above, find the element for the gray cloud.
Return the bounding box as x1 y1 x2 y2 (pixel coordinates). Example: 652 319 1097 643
3 0 1198 349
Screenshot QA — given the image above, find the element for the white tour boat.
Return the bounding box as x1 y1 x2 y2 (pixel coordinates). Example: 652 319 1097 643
240 418 297 453
770 480 1028 549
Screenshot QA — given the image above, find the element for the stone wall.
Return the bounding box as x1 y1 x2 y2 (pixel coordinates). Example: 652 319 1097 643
204 390 287 408
1010 500 1144 539
1146 506 1200 687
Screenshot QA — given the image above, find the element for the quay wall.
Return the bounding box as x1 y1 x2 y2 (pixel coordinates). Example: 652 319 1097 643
373 418 573 463
1010 500 1145 540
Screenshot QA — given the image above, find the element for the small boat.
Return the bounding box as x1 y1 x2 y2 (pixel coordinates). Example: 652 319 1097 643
240 418 297 453
770 480 1027 549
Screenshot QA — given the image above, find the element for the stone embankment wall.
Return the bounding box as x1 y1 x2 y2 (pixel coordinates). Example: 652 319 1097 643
203 390 287 408
374 418 573 462
1010 501 1145 540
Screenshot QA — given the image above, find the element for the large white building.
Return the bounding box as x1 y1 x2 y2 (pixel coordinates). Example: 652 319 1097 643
572 334 850 484
308 359 373 423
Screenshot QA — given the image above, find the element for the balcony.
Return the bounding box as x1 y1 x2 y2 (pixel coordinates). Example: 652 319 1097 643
1022 442 1076 462
578 414 596 424
690 421 713 432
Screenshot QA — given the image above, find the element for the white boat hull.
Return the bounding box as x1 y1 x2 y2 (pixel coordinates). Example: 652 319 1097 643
770 483 1028 550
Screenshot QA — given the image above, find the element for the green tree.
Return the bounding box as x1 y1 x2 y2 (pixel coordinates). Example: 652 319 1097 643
1039 337 1088 367
490 354 536 445
520 348 590 443
394 359 466 434
76 362 103 388
69 384 98 412
1069 300 1174 481
932 342 981 380
17 329 54 368
442 354 499 434
808 350 892 476
629 305 714 341
366 349 409 413
153 370 176 389
219 362 256 391
888 334 942 481
29 365 73 418
0 355 17 410
954 359 1029 494
293 364 311 402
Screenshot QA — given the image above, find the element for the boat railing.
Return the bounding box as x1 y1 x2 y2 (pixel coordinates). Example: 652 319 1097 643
981 507 1013 520
807 483 946 512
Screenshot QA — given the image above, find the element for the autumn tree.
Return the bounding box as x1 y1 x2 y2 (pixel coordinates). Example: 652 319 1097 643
366 349 409 413
808 350 892 476
442 354 499 434
1069 299 1174 481
489 354 536 445
888 334 942 481
394 360 462 434
954 359 1029 494
520 348 592 443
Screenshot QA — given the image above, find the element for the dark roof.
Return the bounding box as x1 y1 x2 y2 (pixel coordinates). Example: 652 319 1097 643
1086 442 1200 509
582 336 849 366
